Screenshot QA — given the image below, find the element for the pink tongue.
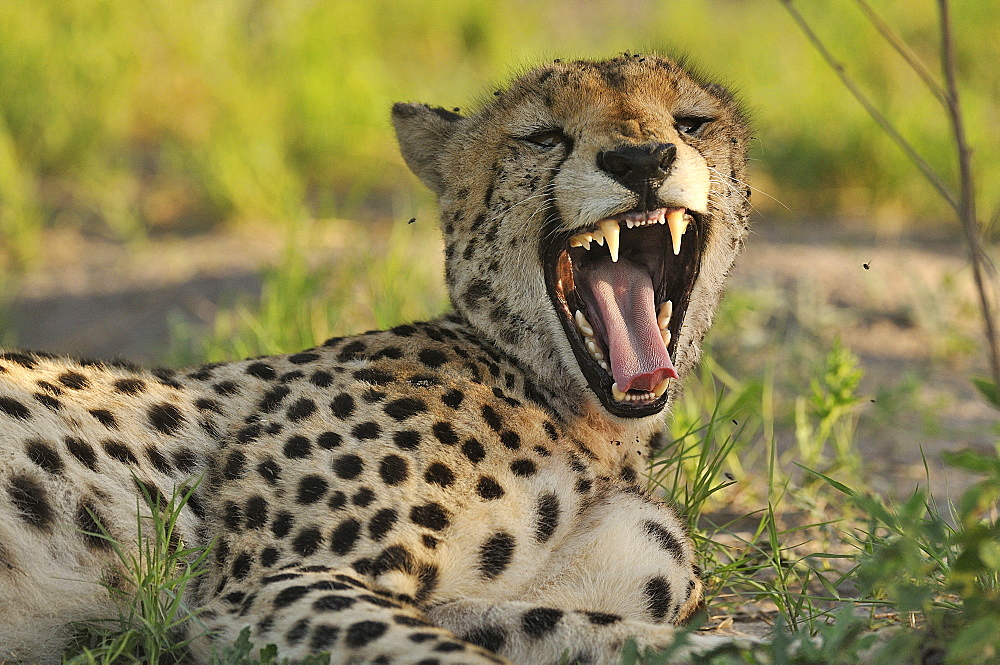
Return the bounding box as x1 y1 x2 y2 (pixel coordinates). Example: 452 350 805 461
577 256 678 393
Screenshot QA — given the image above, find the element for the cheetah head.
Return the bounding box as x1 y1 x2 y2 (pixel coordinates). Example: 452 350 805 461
393 55 751 421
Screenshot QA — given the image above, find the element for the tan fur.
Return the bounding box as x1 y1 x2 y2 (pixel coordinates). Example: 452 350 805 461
0 55 750 665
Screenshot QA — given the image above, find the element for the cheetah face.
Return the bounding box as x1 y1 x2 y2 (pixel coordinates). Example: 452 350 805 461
394 56 750 420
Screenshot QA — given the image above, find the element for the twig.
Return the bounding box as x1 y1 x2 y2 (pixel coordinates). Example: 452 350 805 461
937 0 1000 386
778 0 959 214
852 0 948 106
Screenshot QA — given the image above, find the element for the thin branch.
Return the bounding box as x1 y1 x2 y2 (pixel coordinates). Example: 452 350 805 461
779 0 960 214
852 0 948 106
938 0 1000 387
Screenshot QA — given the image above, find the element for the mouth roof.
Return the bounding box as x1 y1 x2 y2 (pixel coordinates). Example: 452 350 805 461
544 206 703 418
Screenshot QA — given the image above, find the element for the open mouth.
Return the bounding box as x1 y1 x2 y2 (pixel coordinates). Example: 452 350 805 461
543 206 704 418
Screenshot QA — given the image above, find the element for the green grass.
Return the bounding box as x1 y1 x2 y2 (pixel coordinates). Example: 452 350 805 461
2 0 1000 265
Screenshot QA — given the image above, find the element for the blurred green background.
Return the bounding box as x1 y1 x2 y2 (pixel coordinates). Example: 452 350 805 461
1 0 998 269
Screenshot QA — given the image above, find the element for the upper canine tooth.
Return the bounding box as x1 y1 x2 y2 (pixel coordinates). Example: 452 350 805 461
657 301 673 330
599 219 621 262
574 310 595 336
666 208 688 255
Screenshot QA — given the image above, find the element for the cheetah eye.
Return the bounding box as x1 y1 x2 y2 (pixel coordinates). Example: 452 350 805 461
674 116 713 138
520 129 567 149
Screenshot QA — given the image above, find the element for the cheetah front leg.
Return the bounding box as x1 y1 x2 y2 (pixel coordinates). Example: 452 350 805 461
188 566 510 665
426 600 741 665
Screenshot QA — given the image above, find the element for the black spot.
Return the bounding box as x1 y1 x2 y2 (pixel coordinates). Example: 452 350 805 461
288 398 317 422
236 421 262 444
223 450 247 480
476 476 504 500
173 448 198 473
33 392 61 411
223 502 242 530
391 324 417 337
441 389 464 409
479 532 515 578
543 421 559 441
271 512 294 538
372 346 405 361
246 362 277 380
309 623 340 650
417 349 447 368
289 352 320 364
368 508 398 541
620 466 638 484
384 398 427 421
103 440 138 465
575 478 592 494
370 544 414 577
352 488 375 507
1 351 37 368
0 397 30 420
394 430 421 450
345 620 388 648
463 278 493 308
274 585 310 609
26 439 63 475
259 386 291 413
645 576 673 622
379 455 409 485
330 518 362 555
310 370 334 387
232 552 253 580
283 435 311 459
361 388 386 403
353 368 393 385
76 500 110 549
213 380 240 396
194 398 222 413
522 607 563 638
643 521 685 561
434 642 464 653
145 446 172 474
328 491 347 510
8 474 52 528
86 408 116 429
292 527 323 556
147 403 185 435
510 459 536 477
297 475 329 504
258 458 282 484
410 502 449 531
337 341 367 362
431 421 458 446
333 454 364 479
585 611 622 625
317 431 342 449
261 547 280 567
462 438 486 463
422 534 438 548
58 371 89 390
463 626 506 653
351 421 381 440
313 594 355 611
245 496 268 529
424 462 455 488
481 405 502 432
535 493 560 543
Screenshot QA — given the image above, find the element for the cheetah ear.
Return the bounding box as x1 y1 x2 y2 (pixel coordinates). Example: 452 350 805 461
392 103 463 195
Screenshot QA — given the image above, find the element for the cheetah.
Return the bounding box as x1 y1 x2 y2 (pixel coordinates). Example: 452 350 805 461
0 55 751 665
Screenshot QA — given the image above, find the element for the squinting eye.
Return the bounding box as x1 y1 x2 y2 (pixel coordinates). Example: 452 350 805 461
675 117 712 137
521 129 567 149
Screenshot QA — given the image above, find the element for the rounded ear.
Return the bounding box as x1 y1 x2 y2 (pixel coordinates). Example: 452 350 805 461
392 103 463 195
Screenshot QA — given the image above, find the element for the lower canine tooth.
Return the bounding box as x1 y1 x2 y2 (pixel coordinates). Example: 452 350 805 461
661 329 671 346
657 301 673 329
652 377 671 398
611 383 627 401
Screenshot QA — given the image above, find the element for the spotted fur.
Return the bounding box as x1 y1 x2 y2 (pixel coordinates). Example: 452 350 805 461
0 55 751 665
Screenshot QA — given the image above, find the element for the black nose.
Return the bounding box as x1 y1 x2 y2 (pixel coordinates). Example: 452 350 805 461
596 142 677 191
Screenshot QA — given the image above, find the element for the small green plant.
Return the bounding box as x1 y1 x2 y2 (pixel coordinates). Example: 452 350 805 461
63 478 211 665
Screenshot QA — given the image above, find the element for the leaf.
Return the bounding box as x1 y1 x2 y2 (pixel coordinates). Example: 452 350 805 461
972 376 1000 410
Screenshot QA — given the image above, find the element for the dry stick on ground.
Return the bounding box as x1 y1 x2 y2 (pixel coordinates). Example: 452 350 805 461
779 0 1000 391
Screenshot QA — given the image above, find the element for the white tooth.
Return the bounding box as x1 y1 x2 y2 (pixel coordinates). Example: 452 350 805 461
657 301 673 329
652 377 671 398
592 350 604 360
599 361 609 371
666 208 687 255
661 328 671 346
626 219 634 229
570 236 584 248
599 219 620 262
574 310 595 336
591 228 605 246
611 383 627 401
586 339 599 354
